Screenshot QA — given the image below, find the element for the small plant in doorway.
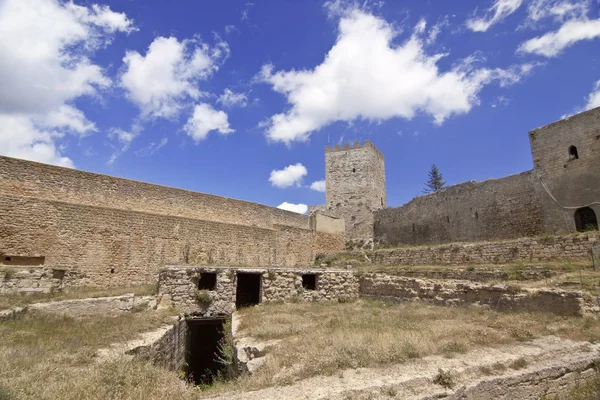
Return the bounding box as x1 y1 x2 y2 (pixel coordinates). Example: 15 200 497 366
196 289 212 305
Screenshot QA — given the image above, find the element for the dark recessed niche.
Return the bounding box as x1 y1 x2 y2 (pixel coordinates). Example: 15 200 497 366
197 272 217 290
110 268 115 274
52 269 66 280
0 256 45 266
302 274 317 290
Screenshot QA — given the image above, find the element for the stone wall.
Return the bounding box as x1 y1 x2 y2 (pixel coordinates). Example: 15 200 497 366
157 266 359 314
324 141 386 241
366 231 598 266
359 273 587 316
133 319 188 372
0 194 343 287
0 156 309 231
375 171 543 246
0 266 66 294
529 106 600 234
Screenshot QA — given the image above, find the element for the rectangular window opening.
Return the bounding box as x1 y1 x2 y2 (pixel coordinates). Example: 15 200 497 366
302 274 317 290
0 256 45 266
236 273 261 308
197 272 217 290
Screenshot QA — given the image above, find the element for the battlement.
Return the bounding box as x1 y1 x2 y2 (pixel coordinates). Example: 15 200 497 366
325 140 384 159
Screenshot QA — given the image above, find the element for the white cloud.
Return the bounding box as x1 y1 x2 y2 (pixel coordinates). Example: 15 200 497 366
120 36 229 119
0 0 133 166
518 18 600 57
466 0 523 32
259 10 533 144
135 137 169 156
269 163 308 188
184 103 234 143
277 202 309 214
310 180 326 192
218 89 248 108
40 105 97 135
109 128 136 147
0 115 74 168
584 80 600 110
525 0 591 25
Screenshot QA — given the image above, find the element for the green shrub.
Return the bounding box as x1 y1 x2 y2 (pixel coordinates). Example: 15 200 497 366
195 289 212 305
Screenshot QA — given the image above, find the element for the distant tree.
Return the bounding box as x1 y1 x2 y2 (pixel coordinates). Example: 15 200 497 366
423 164 446 194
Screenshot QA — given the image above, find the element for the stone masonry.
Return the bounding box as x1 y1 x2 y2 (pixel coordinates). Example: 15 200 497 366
157 265 359 314
360 273 590 317
311 141 386 242
0 157 345 288
366 231 599 266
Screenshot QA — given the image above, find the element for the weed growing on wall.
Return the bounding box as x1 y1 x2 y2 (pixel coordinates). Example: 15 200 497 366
196 290 212 305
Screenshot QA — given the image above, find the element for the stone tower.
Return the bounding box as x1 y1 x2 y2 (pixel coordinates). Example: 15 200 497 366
323 141 386 242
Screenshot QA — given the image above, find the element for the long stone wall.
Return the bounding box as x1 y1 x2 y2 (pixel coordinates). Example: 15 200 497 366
366 231 598 266
0 194 343 287
0 156 309 231
359 273 588 316
374 172 543 246
157 266 359 314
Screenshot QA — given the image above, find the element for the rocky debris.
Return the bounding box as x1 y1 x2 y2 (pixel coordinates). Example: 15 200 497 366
360 274 593 317
0 294 157 320
205 336 600 400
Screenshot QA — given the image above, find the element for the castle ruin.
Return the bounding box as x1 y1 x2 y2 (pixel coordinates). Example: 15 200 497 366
312 106 600 246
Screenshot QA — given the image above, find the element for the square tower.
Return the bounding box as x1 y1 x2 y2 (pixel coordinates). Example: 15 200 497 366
528 106 600 234
324 141 386 241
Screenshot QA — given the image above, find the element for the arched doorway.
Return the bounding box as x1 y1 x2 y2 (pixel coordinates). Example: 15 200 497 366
574 207 598 232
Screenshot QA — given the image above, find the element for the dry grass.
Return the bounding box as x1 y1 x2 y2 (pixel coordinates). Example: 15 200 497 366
231 300 600 390
0 284 156 311
0 309 186 400
1 301 600 399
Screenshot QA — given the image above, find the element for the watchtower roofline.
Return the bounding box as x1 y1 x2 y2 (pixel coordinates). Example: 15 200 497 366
325 140 384 159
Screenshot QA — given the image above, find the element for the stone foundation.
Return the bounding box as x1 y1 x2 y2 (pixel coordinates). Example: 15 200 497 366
360 273 590 317
0 266 67 294
366 231 599 266
157 266 359 314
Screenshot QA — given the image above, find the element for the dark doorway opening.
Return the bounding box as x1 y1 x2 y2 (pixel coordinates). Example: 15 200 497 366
236 273 261 308
197 272 217 290
574 207 598 232
302 274 317 290
185 317 227 385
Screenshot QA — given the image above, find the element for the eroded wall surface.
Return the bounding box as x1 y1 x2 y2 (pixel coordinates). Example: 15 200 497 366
375 172 543 246
360 273 587 316
367 232 599 266
529 107 600 234
324 141 386 241
157 266 359 314
0 157 344 287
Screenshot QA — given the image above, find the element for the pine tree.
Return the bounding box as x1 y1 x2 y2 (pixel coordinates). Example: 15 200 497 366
423 164 446 193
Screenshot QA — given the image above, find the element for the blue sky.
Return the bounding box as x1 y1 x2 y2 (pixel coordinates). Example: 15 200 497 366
1 0 599 213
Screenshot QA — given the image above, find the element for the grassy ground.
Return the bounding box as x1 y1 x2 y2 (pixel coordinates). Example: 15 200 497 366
1 301 599 399
0 284 156 311
230 301 600 391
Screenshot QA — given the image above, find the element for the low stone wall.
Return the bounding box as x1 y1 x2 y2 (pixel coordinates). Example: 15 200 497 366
357 266 556 283
28 294 155 316
367 232 599 266
131 319 187 372
0 267 67 294
359 273 588 316
157 265 359 314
